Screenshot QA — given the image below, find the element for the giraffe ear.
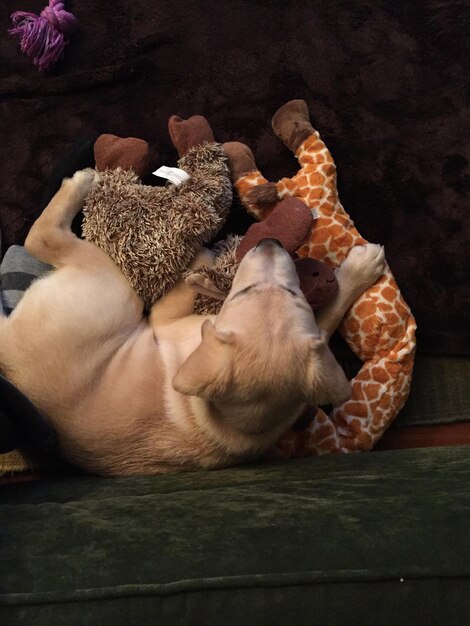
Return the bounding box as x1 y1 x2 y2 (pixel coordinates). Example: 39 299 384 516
305 333 352 406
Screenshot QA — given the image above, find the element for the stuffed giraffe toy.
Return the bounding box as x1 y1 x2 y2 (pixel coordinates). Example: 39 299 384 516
223 100 417 456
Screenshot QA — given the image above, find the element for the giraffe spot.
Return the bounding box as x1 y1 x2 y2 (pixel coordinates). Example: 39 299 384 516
355 300 377 318
390 325 405 339
287 179 300 192
364 382 382 398
349 418 363 434
385 312 400 326
343 402 369 418
370 422 385 435
369 402 384 418
309 140 326 152
309 244 329 259
337 232 354 249
315 215 334 228
329 224 346 238
303 135 320 149
371 366 390 383
352 384 366 400
357 432 373 449
311 227 331 243
329 239 341 253
319 206 334 218
395 299 410 318
307 187 325 200
307 172 325 185
345 317 361 334
296 174 309 187
361 316 378 335
313 424 336 442
401 357 415 374
377 392 392 410
362 341 378 359
382 286 397 302
388 362 403 377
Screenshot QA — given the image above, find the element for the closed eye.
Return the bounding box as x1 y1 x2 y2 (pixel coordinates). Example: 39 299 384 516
281 286 299 296
229 283 261 301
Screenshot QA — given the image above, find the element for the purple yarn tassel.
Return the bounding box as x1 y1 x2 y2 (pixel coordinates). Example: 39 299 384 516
9 0 77 72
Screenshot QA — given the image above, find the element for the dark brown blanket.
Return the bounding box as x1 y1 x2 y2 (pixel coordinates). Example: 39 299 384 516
1 0 469 355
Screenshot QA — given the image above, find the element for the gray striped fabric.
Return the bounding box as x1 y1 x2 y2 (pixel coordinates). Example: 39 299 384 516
0 245 52 315
0 232 2 315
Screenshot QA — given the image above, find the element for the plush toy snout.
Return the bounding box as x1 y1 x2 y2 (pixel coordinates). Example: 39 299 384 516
235 196 313 262
294 258 338 310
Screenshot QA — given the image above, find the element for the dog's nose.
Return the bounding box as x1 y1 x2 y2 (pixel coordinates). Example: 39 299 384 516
255 238 284 250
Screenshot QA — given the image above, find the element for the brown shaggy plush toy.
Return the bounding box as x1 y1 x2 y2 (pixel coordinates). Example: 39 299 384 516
82 115 233 309
82 115 338 316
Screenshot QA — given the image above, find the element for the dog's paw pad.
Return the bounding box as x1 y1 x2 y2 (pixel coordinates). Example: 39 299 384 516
68 169 100 198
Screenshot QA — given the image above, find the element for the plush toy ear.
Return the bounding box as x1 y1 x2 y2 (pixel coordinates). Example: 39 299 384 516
185 273 227 300
172 320 234 398
94 134 150 177
305 331 352 407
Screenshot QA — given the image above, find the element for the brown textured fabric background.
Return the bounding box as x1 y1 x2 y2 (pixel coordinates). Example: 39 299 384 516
1 0 469 355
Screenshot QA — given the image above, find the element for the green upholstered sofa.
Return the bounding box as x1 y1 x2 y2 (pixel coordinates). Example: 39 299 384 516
1 355 470 626
1 447 470 625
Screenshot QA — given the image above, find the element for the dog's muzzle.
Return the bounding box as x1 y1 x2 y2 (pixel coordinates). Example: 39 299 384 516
255 238 284 250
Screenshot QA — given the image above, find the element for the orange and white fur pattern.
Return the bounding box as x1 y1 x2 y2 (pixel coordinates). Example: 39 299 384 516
0 170 385 475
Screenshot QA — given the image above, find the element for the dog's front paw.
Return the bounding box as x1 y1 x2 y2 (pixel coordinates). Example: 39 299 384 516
190 247 214 271
67 168 101 202
340 243 385 291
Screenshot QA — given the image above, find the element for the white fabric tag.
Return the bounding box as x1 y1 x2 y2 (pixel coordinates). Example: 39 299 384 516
311 208 319 219
153 166 190 186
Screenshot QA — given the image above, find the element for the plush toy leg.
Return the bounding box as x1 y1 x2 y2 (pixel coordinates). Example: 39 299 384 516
233 100 341 223
272 102 358 267
169 115 215 157
223 142 279 221
271 99 315 154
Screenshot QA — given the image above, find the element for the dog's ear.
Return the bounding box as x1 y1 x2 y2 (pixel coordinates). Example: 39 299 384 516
185 273 227 300
305 331 352 407
173 320 234 399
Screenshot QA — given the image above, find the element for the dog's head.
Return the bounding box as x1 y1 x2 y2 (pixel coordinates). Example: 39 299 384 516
173 239 351 433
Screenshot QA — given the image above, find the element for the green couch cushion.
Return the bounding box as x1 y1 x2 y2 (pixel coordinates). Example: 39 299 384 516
1 446 470 625
394 356 470 427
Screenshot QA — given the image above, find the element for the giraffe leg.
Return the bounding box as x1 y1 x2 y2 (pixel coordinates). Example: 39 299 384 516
332 268 417 451
224 142 278 220
270 100 346 247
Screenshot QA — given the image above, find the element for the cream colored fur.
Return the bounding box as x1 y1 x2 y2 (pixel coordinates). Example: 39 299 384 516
0 170 385 475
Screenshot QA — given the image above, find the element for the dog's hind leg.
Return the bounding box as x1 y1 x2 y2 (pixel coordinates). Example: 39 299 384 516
25 169 98 268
